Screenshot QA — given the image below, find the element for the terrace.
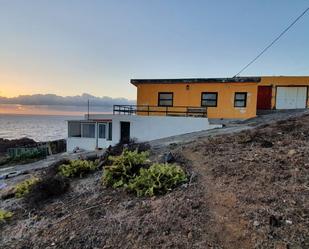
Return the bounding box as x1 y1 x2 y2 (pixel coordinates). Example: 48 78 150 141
113 105 208 117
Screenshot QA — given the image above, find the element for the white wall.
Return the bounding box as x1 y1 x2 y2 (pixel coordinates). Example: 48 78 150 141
98 138 113 148
67 114 221 152
91 114 219 143
67 137 97 151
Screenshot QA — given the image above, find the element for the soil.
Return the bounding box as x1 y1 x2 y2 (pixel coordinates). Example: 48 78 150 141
1 114 309 249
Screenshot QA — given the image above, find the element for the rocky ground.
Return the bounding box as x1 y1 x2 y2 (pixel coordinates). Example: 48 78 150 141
1 113 309 249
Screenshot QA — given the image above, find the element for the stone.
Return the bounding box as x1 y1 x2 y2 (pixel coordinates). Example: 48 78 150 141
288 149 296 156
187 232 193 240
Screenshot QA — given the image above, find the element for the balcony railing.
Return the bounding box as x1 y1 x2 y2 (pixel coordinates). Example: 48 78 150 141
113 105 207 117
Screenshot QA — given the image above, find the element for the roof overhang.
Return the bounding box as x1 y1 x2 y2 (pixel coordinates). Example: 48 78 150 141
131 77 261 86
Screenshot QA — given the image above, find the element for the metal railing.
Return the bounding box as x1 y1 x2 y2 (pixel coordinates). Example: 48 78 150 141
113 105 207 117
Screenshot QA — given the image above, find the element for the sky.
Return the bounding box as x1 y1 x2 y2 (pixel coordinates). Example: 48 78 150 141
0 0 308 103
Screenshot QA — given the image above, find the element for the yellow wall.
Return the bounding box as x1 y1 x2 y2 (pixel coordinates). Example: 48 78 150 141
136 82 258 119
260 76 309 109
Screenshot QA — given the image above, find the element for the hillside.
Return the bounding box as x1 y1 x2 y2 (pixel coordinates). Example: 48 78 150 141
1 114 309 249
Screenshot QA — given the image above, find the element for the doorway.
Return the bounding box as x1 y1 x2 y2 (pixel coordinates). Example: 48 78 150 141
120 122 130 143
276 86 307 109
257 86 272 110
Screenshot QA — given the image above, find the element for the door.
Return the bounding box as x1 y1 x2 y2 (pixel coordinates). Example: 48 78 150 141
120 122 130 143
257 86 272 110
276 87 307 109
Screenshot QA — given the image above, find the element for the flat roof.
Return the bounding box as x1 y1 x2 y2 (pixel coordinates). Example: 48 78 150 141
131 77 261 86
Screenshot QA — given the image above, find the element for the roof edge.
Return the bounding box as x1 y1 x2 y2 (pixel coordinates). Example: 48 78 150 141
130 77 261 86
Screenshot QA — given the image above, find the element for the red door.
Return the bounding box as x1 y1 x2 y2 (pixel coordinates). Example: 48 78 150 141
257 86 272 110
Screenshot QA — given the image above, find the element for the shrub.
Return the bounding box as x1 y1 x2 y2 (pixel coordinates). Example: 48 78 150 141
24 160 71 205
58 160 98 178
10 150 46 163
0 209 13 222
26 175 70 205
102 149 149 188
127 163 187 197
14 177 39 198
108 139 151 157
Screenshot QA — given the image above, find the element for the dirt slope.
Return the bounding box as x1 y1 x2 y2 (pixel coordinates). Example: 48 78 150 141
1 114 308 249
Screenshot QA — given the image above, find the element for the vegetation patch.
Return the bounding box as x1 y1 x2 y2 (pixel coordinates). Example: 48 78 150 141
58 159 99 178
102 149 149 188
0 150 46 166
0 209 13 222
107 139 151 157
14 177 39 198
127 163 187 197
26 175 70 205
102 149 187 196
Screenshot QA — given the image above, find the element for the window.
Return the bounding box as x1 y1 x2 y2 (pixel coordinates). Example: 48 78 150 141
107 122 113 141
158 92 173 107
68 121 81 137
98 123 106 139
201 92 218 107
81 123 95 138
234 92 247 107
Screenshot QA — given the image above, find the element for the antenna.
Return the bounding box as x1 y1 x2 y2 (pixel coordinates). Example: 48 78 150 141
87 99 90 120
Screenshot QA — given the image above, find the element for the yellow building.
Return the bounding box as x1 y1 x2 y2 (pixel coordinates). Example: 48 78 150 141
131 76 309 119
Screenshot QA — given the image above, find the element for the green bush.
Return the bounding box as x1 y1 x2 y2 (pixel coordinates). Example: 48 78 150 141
127 163 187 197
0 209 13 222
14 177 39 198
102 149 149 188
11 149 46 162
58 160 98 178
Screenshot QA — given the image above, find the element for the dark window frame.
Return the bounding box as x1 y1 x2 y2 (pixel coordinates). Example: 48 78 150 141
234 92 247 108
201 92 218 107
107 122 113 141
81 122 96 138
98 123 106 139
158 92 174 107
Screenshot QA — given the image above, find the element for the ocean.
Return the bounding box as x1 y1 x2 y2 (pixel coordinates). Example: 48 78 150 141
0 114 82 142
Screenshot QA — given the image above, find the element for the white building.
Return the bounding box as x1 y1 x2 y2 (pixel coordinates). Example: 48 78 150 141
67 107 221 152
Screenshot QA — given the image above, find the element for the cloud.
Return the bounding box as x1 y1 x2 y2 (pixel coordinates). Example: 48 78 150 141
0 93 136 107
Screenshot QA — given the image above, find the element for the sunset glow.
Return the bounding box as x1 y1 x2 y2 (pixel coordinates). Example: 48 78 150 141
0 1 308 115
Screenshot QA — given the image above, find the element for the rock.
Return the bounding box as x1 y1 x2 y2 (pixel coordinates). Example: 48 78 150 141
121 200 135 209
253 220 260 227
1 186 16 200
189 172 197 183
164 152 175 163
288 149 296 156
269 215 282 227
0 182 7 190
274 241 288 249
187 231 193 240
260 140 273 148
285 219 292 225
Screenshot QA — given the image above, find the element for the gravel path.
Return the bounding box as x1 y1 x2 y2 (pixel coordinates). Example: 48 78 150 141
149 109 309 150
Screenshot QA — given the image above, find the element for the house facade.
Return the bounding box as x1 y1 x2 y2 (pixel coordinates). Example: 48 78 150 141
133 76 309 119
67 75 309 152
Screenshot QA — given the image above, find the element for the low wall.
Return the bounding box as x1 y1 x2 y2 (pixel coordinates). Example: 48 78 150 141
67 137 97 152
110 115 217 143
67 114 221 151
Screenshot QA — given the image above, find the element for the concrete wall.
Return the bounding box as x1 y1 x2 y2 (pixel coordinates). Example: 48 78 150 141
67 137 97 151
67 114 220 151
107 114 218 143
